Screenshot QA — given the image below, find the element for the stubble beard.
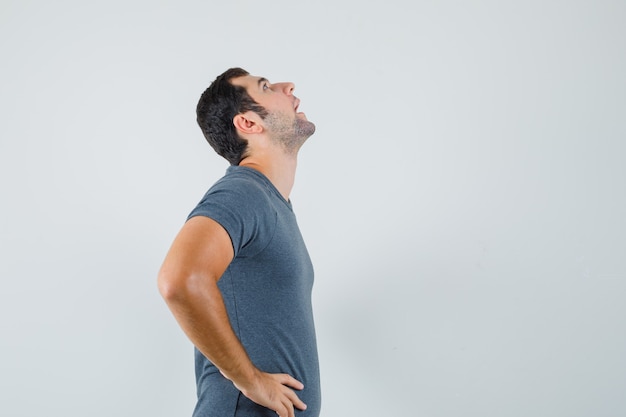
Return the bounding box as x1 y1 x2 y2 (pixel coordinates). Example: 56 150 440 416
264 111 316 154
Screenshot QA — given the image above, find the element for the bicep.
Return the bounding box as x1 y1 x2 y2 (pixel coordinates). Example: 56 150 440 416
160 216 234 287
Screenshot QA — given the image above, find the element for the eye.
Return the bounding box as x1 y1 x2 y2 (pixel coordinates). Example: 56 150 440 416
263 82 270 91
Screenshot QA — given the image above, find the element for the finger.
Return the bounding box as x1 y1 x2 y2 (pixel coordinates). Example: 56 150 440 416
275 400 291 417
275 373 304 390
283 387 307 411
281 398 295 417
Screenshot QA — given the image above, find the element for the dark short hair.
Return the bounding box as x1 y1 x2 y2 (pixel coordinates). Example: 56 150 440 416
196 67 268 165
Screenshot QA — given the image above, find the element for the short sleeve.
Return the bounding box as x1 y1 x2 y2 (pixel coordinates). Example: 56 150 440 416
187 176 277 258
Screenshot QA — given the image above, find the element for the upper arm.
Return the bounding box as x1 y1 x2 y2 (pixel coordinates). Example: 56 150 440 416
158 216 235 296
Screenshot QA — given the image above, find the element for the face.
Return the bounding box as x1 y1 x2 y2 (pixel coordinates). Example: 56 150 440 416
232 74 315 152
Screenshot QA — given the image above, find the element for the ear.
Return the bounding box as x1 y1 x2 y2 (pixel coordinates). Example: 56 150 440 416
233 112 263 136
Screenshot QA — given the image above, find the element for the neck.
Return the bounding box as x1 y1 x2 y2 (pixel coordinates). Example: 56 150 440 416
239 150 298 201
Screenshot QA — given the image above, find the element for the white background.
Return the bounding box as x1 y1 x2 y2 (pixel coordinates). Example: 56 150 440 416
1 1 625 416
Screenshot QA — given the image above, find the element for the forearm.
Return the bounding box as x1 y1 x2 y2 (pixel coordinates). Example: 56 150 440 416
163 277 258 385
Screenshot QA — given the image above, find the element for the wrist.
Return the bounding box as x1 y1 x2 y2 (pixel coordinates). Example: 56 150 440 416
221 361 259 389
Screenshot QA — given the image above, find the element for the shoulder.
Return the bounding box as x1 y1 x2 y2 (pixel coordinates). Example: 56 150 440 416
187 167 278 257
198 167 273 212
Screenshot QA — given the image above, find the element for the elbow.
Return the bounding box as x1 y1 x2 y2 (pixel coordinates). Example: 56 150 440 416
158 267 193 304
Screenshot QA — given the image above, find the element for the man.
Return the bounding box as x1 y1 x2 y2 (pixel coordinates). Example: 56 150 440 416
158 68 321 417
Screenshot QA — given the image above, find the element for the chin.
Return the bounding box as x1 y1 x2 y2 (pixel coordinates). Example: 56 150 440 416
296 119 316 138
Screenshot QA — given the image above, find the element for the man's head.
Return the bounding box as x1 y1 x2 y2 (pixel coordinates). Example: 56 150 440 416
196 68 266 165
196 68 315 165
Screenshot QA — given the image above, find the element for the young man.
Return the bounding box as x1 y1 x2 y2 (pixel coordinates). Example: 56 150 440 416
158 68 320 417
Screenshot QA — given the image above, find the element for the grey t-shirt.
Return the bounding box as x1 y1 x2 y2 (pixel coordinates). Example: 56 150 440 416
187 166 321 417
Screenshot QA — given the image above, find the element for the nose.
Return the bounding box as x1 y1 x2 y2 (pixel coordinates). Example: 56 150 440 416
278 82 295 95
